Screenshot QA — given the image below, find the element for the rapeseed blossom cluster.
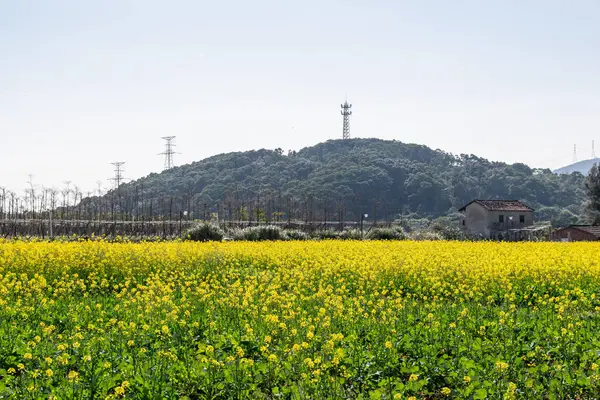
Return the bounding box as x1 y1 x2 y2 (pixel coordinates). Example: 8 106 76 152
0 240 600 398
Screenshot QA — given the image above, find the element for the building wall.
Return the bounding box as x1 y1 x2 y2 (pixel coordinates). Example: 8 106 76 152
461 203 489 237
553 228 598 242
460 204 534 238
487 210 534 228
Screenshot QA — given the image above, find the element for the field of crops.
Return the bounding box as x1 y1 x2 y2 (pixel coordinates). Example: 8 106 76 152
1 240 600 399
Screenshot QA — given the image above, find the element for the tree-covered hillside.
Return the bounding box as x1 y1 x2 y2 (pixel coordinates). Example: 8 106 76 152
110 139 587 225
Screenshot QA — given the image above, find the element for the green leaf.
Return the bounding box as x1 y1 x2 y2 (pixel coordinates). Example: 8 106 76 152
473 388 487 399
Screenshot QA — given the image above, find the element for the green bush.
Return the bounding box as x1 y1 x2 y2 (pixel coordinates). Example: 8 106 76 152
366 227 407 240
338 229 363 240
230 228 249 241
186 223 224 242
408 230 443 241
284 230 309 241
431 224 466 240
311 229 340 240
235 225 287 241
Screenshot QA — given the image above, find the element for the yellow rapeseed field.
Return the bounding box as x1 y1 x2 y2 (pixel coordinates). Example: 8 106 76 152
1 240 600 399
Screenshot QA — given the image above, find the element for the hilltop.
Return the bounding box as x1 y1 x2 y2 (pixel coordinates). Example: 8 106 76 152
554 158 600 175
108 139 586 226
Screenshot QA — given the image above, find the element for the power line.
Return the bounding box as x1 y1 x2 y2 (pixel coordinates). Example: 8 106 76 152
341 99 352 140
159 136 177 170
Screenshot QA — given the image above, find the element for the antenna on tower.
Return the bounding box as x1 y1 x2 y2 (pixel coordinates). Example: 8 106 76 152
159 136 177 170
593 140 596 159
573 144 578 164
341 99 352 140
109 162 126 190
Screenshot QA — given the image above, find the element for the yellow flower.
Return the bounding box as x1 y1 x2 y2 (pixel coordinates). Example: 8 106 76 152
441 387 451 396
24 353 33 360
464 375 471 383
268 354 278 363
17 363 25 370
408 374 418 382
45 368 54 377
236 347 245 358
67 370 79 381
495 361 509 371
304 358 315 368
385 341 393 349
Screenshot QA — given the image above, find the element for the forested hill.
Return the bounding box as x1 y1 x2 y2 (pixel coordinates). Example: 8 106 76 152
113 139 587 224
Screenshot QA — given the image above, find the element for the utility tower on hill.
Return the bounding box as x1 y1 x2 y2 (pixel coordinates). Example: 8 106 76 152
341 100 352 140
573 144 578 163
159 136 177 170
109 162 126 190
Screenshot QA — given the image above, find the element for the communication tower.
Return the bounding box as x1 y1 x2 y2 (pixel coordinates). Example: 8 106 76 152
341 100 352 140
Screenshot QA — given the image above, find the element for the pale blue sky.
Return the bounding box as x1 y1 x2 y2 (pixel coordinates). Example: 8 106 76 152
1 1 600 192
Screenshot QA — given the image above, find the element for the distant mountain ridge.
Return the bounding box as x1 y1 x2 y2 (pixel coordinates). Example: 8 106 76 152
101 138 586 225
554 158 600 175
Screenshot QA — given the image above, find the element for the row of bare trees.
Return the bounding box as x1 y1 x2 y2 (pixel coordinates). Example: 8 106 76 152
0 180 404 238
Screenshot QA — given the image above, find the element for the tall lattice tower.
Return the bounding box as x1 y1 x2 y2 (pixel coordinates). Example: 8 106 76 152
593 140 597 159
341 100 352 140
110 162 126 189
159 136 177 170
573 144 578 164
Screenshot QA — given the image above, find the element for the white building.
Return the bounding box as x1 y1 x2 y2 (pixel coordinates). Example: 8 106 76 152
459 200 534 239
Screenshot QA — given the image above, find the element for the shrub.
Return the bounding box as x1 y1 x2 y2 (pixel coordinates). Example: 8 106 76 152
186 223 224 242
338 229 363 240
235 225 287 241
311 229 340 240
366 227 407 241
409 230 443 241
432 224 466 240
230 228 249 241
284 230 309 241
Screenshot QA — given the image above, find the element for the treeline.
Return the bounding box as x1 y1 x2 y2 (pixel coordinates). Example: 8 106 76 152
1 138 589 237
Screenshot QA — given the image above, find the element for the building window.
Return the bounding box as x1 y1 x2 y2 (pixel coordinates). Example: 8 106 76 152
499 215 504 223
519 215 525 223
